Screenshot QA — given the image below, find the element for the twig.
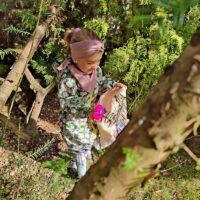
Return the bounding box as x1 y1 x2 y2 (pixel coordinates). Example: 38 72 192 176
185 135 200 141
181 143 199 162
160 161 186 173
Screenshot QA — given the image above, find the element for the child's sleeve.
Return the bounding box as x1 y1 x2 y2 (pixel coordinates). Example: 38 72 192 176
97 67 116 96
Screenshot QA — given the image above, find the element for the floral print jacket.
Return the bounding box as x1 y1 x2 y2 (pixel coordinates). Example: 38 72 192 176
57 60 115 153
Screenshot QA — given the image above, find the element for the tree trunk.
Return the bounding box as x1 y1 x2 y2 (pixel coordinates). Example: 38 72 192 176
0 18 53 111
67 30 200 200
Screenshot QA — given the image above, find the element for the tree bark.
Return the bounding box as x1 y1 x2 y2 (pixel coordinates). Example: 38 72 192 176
22 67 56 137
25 68 56 124
67 29 200 200
0 18 53 111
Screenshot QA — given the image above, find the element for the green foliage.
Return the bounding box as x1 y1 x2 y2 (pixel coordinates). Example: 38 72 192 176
16 9 38 31
31 21 67 86
31 30 67 86
104 9 185 111
0 48 18 60
122 147 140 170
152 0 200 27
1 0 199 110
139 0 152 5
84 18 109 39
31 59 54 85
3 25 31 36
179 5 200 44
48 23 65 40
127 14 153 30
41 152 74 194
29 138 55 160
42 153 70 176
98 0 108 14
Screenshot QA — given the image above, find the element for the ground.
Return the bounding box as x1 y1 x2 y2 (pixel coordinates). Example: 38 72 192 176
129 150 200 200
0 89 200 199
1 89 67 161
0 89 74 199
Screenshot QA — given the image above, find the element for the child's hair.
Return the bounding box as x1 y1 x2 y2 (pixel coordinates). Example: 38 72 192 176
64 28 101 51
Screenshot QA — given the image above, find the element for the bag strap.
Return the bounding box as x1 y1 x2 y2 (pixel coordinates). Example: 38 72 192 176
89 94 97 135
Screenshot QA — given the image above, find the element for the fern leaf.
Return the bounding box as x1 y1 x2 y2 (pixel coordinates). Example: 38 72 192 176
29 138 55 160
3 25 31 36
0 48 18 60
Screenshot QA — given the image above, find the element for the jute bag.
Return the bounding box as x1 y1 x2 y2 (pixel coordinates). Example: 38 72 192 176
96 87 129 148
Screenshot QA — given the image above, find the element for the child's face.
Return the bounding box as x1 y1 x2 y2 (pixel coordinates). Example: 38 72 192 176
76 51 103 74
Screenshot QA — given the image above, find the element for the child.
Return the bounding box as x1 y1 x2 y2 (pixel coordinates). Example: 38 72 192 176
57 28 124 178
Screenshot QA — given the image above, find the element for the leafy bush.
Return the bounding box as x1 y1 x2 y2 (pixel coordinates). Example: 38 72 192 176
84 19 109 39
104 7 200 111
0 0 199 108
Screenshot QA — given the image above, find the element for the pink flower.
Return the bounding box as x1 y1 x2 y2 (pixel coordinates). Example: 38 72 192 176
91 104 106 121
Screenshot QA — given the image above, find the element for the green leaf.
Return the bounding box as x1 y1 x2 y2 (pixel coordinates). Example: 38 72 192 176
3 25 31 36
122 147 140 170
42 160 54 169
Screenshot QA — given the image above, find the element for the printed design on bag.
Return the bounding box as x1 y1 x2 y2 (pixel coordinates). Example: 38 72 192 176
96 88 129 149
103 93 128 135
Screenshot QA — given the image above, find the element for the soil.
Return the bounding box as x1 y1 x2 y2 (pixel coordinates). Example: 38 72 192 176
0 89 67 163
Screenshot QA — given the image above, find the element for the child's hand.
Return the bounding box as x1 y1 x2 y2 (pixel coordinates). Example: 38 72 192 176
108 82 127 97
114 82 127 90
98 83 127 113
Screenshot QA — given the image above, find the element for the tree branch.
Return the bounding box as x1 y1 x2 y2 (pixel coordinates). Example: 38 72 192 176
182 143 199 162
25 68 44 93
0 6 58 110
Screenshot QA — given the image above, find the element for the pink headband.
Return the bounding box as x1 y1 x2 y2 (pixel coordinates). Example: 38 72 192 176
73 28 81 33
70 40 104 61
